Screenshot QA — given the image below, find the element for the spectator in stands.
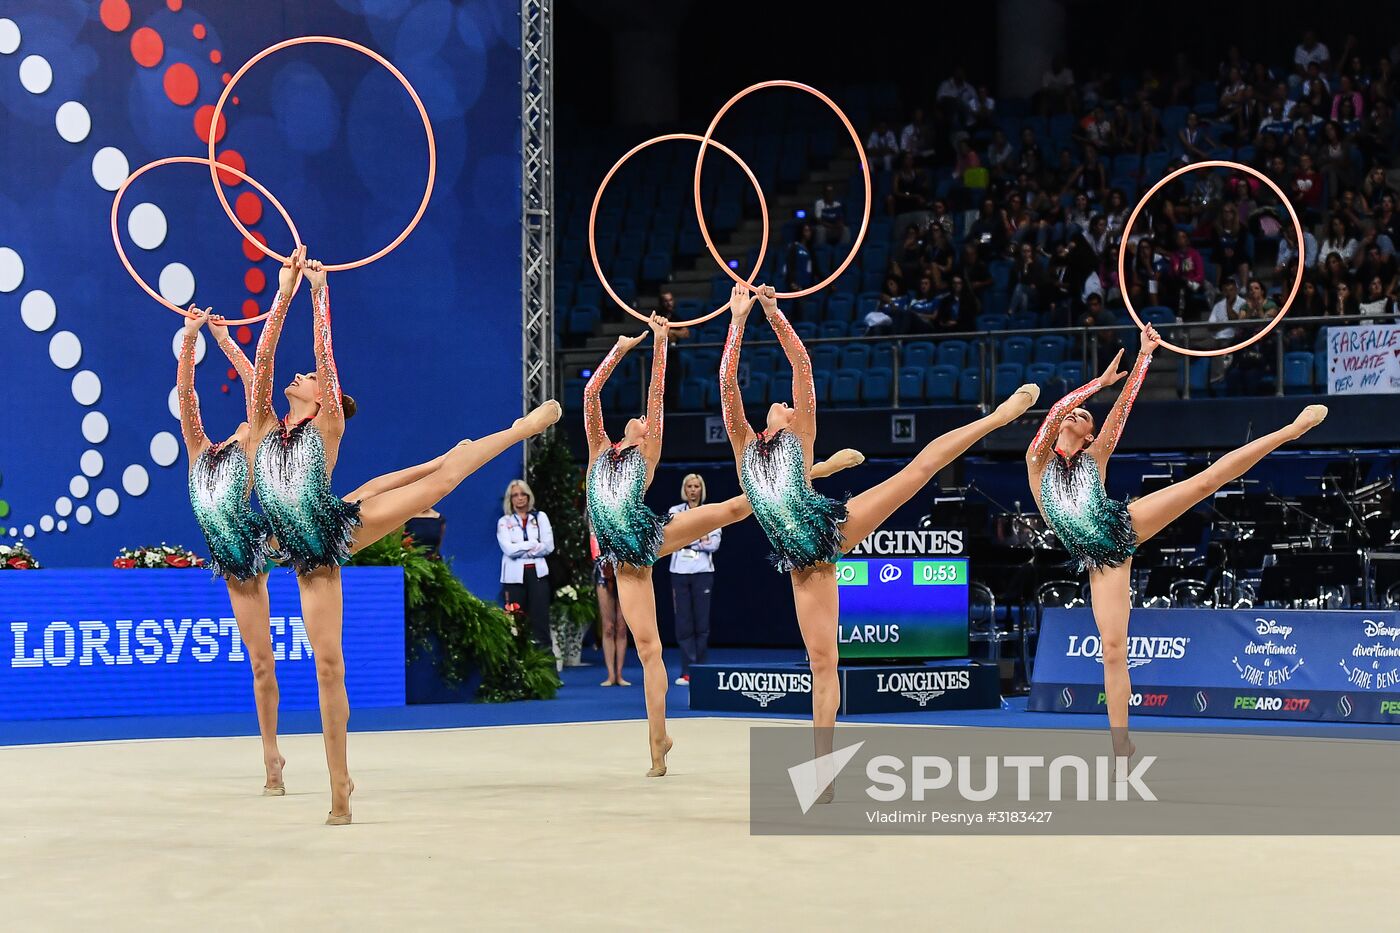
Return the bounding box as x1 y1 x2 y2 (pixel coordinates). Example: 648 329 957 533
1074 106 1113 152
1103 189 1131 244
986 129 1015 181
901 108 936 164
1219 45 1249 83
1326 280 1359 317
1168 229 1207 318
1293 30 1331 87
956 241 993 297
1043 241 1077 326
1220 66 1249 120
1338 97 1363 139
867 120 898 173
927 225 956 289
1065 192 1093 239
1207 278 1246 344
1127 238 1166 310
1290 152 1324 223
1317 216 1359 267
1333 75 1365 122
1257 101 1294 143
967 198 1007 261
780 222 818 295
928 198 954 238
1038 56 1076 115
1063 145 1107 204
1016 127 1043 178
1355 240 1398 294
1085 214 1111 267
936 68 977 127
1318 250 1355 295
1360 275 1398 317
934 273 978 332
1226 279 1280 394
1008 241 1046 316
894 273 941 334
887 152 931 225
1176 111 1215 164
865 275 905 336
1276 222 1317 282
1373 194 1400 254
893 224 925 286
1110 102 1138 154
1318 121 1356 193
1213 202 1251 288
1301 61 1330 102
1135 94 1164 154
657 289 691 407
1362 166 1396 212
813 184 848 247
1002 190 1032 245
968 85 997 131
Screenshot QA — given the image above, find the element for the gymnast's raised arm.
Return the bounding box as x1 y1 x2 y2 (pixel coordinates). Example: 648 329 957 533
1088 325 1159 464
757 284 816 462
719 284 758 464
249 246 305 430
176 308 211 459
305 259 344 437
583 331 645 461
1025 349 1125 471
641 312 669 470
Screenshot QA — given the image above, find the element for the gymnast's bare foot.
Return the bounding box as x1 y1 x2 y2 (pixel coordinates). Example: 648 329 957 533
262 754 286 796
326 777 354 825
1291 404 1328 437
515 400 562 436
647 735 674 777
995 384 1041 422
826 448 865 473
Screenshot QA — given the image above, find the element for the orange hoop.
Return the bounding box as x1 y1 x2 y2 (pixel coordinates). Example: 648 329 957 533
694 80 870 299
1118 159 1304 358
207 36 435 272
111 156 302 321
591 134 769 327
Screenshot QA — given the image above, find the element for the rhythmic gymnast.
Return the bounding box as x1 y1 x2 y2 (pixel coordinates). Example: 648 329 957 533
1025 324 1327 763
252 256 561 822
584 313 861 776
175 249 303 797
720 284 1038 795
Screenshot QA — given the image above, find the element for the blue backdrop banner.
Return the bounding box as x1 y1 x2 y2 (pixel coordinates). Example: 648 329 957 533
0 1 523 599
0 567 405 720
1029 608 1400 723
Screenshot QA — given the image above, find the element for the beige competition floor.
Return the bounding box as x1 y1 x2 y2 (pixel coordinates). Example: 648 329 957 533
0 716 1387 932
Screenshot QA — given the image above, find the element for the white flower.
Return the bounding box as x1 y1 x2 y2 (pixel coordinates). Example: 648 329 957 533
0 545 10 555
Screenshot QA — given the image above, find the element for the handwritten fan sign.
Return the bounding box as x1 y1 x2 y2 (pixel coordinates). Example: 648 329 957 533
1326 324 1400 395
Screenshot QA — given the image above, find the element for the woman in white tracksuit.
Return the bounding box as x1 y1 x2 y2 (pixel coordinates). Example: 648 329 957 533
498 479 555 645
667 474 719 685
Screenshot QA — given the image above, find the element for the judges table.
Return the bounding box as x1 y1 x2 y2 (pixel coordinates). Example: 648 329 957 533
0 568 405 720
1030 607 1400 723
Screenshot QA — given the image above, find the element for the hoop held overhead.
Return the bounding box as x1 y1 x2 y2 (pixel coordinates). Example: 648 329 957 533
590 133 769 328
111 155 302 321
693 80 870 300
206 35 436 272
1117 159 1304 358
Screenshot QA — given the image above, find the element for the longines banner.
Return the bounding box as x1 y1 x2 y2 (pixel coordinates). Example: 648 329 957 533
0 568 406 720
689 660 999 715
1029 608 1400 723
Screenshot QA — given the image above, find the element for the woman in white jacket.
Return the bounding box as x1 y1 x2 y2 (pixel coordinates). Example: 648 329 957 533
667 474 720 686
498 480 554 644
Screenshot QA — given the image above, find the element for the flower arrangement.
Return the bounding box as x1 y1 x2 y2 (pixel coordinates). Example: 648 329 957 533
113 544 206 569
549 582 598 669
0 541 40 569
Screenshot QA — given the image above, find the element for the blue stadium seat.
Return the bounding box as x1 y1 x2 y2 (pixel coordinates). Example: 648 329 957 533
678 378 706 412
819 321 848 340
871 342 896 370
618 231 647 257
1183 357 1211 396
989 261 1013 292
564 378 585 410
830 369 862 407
898 366 925 404
1112 153 1141 178
575 281 602 308
742 372 770 405
1056 361 1084 386
770 371 794 403
568 305 600 336
747 347 779 373
813 370 831 404
956 368 983 404
1009 311 1038 331
826 294 856 322
1034 335 1068 364
981 291 1010 317
862 368 894 406
937 339 968 368
903 341 935 369
793 321 818 341
856 292 881 320
811 345 840 374
993 363 1025 400
641 252 672 282
1141 306 1176 327
926 364 959 403
1313 352 1327 388
978 314 1009 331
1001 335 1033 366
1026 362 1057 389
839 344 871 370
1283 352 1314 394
611 277 637 304
674 298 704 321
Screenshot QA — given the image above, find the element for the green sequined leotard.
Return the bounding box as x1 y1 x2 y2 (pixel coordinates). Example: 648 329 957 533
1040 451 1136 573
189 442 275 581
741 429 847 572
254 418 361 575
587 443 669 568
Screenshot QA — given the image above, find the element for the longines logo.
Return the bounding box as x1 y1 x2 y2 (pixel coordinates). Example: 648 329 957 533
1232 618 1304 687
876 670 970 695
901 691 944 706
717 670 811 707
1064 634 1190 669
1339 618 1400 690
848 529 965 557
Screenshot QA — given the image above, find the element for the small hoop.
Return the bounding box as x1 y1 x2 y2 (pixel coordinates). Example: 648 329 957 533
111 156 302 321
591 133 769 328
693 80 870 299
1118 159 1304 358
207 36 435 272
